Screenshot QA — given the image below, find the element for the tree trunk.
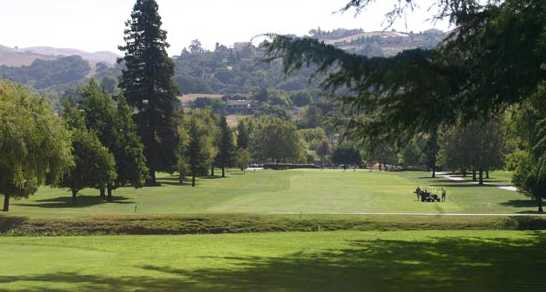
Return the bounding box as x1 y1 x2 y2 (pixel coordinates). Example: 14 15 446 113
472 169 477 181
192 175 196 187
222 167 225 178
537 196 544 213
211 165 215 177
71 190 77 203
107 185 113 202
100 187 106 200
478 169 484 185
462 169 467 177
429 129 438 179
2 194 10 212
146 169 157 186
486 170 490 179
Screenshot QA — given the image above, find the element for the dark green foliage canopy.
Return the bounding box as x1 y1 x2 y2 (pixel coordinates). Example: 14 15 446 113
511 83 546 212
114 97 149 188
78 81 148 189
264 0 546 145
187 117 211 186
60 127 117 197
236 121 250 150
441 119 505 176
0 56 91 90
119 0 179 182
514 154 546 213
249 117 305 163
332 145 362 166
217 116 235 174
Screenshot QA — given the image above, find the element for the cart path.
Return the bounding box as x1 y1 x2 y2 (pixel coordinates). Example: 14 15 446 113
440 173 518 192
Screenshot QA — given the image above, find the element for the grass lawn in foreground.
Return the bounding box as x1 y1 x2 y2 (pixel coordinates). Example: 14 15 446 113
0 230 545 291
6 169 533 219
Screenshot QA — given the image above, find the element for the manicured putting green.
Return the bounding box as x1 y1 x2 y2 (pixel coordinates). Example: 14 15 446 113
1 230 545 291
8 169 532 219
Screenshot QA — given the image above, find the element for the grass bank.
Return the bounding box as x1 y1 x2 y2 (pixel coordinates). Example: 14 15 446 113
1 230 545 291
2 213 546 236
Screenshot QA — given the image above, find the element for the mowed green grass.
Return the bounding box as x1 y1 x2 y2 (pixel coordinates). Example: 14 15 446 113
7 169 532 219
0 230 545 291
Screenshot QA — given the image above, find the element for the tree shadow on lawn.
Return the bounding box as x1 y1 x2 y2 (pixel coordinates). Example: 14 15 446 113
14 196 134 209
201 175 227 180
501 200 538 208
429 182 500 188
2 233 546 292
157 176 229 186
0 215 26 233
157 180 194 187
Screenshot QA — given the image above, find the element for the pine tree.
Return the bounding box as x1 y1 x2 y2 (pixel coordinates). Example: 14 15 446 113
187 118 209 187
112 97 148 193
217 116 235 177
119 0 179 185
237 121 250 150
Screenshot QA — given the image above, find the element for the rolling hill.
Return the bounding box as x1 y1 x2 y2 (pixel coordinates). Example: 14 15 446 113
0 45 119 67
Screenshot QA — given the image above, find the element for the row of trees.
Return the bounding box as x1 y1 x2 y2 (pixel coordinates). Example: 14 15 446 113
0 76 314 211
265 0 546 212
0 0 314 211
60 80 148 200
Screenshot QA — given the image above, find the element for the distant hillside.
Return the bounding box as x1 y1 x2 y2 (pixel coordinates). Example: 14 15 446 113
0 45 119 67
0 28 445 102
311 28 447 57
21 47 119 65
0 45 57 67
0 55 91 90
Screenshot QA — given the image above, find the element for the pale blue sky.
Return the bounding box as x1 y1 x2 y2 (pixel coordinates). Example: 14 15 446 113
0 0 449 55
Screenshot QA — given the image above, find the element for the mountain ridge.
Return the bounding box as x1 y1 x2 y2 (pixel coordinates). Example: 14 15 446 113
0 45 119 67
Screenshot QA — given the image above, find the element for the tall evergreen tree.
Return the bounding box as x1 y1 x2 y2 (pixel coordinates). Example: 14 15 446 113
187 118 209 187
237 122 250 150
119 0 179 185
113 97 149 192
217 116 235 177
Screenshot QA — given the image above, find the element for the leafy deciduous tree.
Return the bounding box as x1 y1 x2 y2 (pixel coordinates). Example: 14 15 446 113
0 81 73 211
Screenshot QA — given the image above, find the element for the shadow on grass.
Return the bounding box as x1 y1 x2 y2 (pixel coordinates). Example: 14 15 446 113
15 196 133 209
200 176 226 180
157 175 229 186
158 180 194 187
1 233 546 291
501 200 537 208
0 215 26 233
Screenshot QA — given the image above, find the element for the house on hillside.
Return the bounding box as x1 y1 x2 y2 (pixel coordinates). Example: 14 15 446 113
225 99 253 114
